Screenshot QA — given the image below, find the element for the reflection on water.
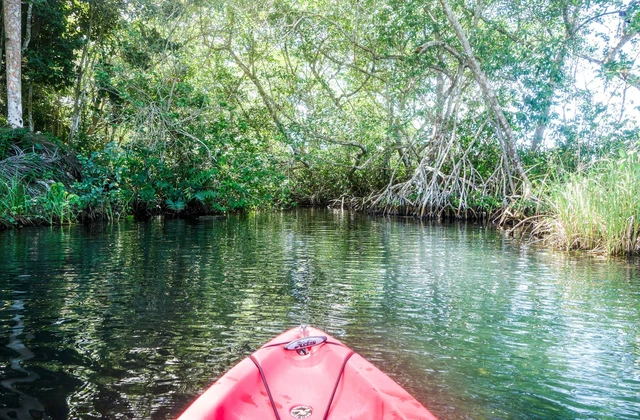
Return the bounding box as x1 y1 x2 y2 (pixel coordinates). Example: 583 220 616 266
0 297 49 420
0 209 639 419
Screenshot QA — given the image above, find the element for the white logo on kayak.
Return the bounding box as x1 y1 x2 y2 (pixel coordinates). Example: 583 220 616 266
290 405 313 418
284 336 328 351
295 339 317 349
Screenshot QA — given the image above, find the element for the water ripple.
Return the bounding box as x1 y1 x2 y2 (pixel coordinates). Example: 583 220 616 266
0 211 639 419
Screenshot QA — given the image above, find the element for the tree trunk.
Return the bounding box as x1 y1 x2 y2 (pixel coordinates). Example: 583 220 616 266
69 13 92 145
439 0 530 189
27 82 34 132
3 0 23 129
531 105 551 152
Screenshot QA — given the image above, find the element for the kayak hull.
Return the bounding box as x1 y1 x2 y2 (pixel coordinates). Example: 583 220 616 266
178 326 437 419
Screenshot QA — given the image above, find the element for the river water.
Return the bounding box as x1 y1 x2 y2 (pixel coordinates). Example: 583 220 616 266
0 209 639 419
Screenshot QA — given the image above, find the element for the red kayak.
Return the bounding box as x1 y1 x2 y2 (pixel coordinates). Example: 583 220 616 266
178 326 438 419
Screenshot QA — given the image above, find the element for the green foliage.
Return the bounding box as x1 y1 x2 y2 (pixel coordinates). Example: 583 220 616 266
0 176 32 226
38 182 80 225
0 128 33 159
0 176 80 227
543 149 640 255
23 0 83 88
3 0 640 231
71 138 289 219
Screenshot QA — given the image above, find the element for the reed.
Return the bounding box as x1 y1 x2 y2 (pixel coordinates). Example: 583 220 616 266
0 176 31 225
0 176 80 226
542 151 640 255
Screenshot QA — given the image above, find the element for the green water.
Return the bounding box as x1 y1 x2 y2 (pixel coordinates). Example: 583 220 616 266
0 209 639 419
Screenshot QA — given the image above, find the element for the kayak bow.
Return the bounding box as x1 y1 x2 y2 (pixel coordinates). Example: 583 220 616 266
178 326 438 419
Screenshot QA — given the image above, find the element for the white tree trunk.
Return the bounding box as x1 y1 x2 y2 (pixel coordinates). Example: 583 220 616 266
439 0 529 189
4 0 23 129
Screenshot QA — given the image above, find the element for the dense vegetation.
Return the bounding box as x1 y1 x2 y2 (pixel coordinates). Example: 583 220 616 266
1 0 639 253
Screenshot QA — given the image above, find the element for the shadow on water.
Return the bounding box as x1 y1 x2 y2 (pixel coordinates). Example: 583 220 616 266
0 209 639 419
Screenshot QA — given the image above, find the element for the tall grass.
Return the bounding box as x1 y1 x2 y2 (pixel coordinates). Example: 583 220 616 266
542 150 640 255
0 176 32 226
0 177 80 227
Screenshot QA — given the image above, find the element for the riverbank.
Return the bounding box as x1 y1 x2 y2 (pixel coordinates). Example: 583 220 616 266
0 128 285 230
3 128 639 256
510 150 640 256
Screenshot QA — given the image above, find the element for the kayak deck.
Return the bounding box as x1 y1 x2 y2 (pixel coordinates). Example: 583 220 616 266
178 326 438 419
